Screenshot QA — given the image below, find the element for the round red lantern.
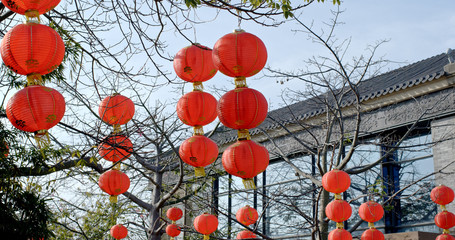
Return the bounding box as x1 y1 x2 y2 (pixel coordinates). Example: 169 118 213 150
166 224 181 239
179 135 219 177
99 94 135 126
98 135 133 162
435 211 455 229
1 142 9 158
1 0 61 16
222 140 269 189
167 207 183 222
177 91 217 127
322 169 351 194
212 30 267 78
361 229 384 240
431 185 455 205
236 205 259 226
98 170 130 203
110 224 128 239
359 201 384 223
437 234 455 240
1 23 65 76
328 228 352 240
6 85 65 133
173 44 217 83
217 87 268 130
325 200 352 223
237 230 257 239
194 213 218 240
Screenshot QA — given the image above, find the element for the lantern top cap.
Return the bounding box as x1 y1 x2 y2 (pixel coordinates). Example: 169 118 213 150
233 29 245 33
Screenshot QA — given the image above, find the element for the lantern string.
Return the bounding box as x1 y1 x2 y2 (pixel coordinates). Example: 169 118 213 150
441 205 447 212
236 9 242 29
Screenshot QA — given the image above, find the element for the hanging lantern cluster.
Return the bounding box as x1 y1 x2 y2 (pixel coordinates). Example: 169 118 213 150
214 29 269 190
322 169 352 240
174 43 219 177
1 0 66 147
110 224 128 240
194 213 218 240
235 205 258 239
431 185 455 239
359 201 385 240
166 207 183 240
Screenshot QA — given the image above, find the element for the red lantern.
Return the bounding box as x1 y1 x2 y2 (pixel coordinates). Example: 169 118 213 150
6 85 65 133
1 23 65 76
110 224 128 239
359 201 384 223
212 30 267 78
179 135 219 177
1 0 61 16
431 185 455 205
166 224 181 239
237 230 257 239
99 94 135 126
98 135 133 162
325 200 352 223
1 142 9 158
98 170 130 203
222 140 269 189
167 207 183 222
217 87 268 130
177 91 217 127
328 228 352 240
361 229 384 240
236 205 259 226
435 211 455 229
173 44 217 83
437 234 455 240
194 213 218 240
322 169 351 194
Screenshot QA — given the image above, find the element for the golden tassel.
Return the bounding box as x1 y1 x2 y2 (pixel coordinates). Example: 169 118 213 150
237 129 251 140
441 205 447 212
170 238 175 240
193 126 204 135
242 178 256 190
368 222 375 229
203 235 210 240
336 222 344 229
109 195 118 203
26 73 43 86
234 77 247 88
113 124 122 134
443 229 450 234
334 193 342 200
34 130 50 149
25 9 40 23
194 167 206 177
193 82 204 91
113 163 121 170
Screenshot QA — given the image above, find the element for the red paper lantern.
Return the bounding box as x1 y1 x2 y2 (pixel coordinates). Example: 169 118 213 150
6 85 65 132
217 87 268 130
236 205 259 226
173 44 217 83
167 207 183 222
98 170 130 203
110 224 128 239
212 30 267 78
99 94 135 126
359 201 384 223
437 234 455 240
166 224 181 238
194 213 218 240
179 135 219 176
325 200 352 223
328 229 352 240
431 185 455 205
222 140 269 189
361 229 384 240
1 0 61 16
98 135 133 162
237 230 257 239
1 23 65 76
177 91 217 127
435 211 455 229
322 169 351 194
1 142 9 158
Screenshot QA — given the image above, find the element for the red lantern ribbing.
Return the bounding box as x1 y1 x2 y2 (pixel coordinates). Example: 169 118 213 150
359 201 384 223
236 205 259 226
222 140 269 189
166 224 181 240
431 185 455 206
98 135 133 163
437 234 455 240
328 228 352 240
361 228 384 240
322 169 351 194
194 213 218 240
166 207 183 223
173 44 217 83
98 170 130 203
435 211 455 229
237 230 257 239
110 224 128 239
177 91 218 128
1 0 61 17
99 94 135 130
179 135 219 177
326 200 352 223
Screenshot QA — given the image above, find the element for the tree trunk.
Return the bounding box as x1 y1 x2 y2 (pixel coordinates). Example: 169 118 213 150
318 189 329 240
149 170 163 240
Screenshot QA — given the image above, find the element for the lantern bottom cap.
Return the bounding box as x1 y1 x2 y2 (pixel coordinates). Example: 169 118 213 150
194 167 206 177
242 178 256 190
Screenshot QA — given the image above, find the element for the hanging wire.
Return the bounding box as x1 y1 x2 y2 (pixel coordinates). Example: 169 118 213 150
237 9 242 30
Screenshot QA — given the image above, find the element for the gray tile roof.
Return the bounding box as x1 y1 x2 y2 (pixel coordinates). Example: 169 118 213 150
210 50 454 145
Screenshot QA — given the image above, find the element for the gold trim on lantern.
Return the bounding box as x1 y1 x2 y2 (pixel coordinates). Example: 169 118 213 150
193 126 204 135
237 129 251 140
334 193 342 200
368 222 375 229
242 178 256 189
194 167 206 177
234 77 247 88
193 82 204 91
336 222 344 229
25 9 40 23
109 195 118 203
27 73 43 86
